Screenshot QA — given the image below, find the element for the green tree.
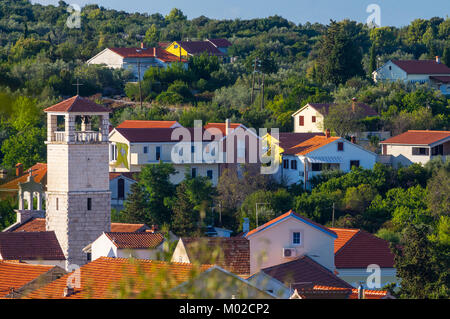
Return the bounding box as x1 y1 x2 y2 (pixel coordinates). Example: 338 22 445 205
165 8 187 23
1 126 46 169
317 20 368 84
144 24 160 47
121 182 151 224
138 162 176 226
322 103 364 137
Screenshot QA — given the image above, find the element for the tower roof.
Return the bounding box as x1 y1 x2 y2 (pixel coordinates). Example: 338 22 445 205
44 96 110 113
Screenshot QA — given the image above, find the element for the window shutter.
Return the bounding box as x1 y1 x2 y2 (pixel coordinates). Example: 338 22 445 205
299 116 304 126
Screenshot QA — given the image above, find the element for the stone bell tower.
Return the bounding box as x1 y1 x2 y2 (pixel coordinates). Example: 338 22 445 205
44 96 111 269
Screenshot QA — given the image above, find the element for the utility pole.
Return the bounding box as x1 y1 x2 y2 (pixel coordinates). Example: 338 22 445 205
332 202 335 227
136 50 143 108
250 58 258 104
260 72 265 110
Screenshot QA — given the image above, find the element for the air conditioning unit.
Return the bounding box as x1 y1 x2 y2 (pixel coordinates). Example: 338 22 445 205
283 248 297 258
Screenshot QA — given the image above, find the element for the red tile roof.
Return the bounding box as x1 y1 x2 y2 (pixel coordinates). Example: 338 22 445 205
349 288 390 299
109 47 186 62
430 75 450 83
392 59 450 74
262 255 353 289
8 218 148 233
204 122 243 135
116 120 181 129
308 102 378 117
380 130 450 146
330 228 395 268
44 96 110 113
277 132 325 151
105 232 164 249
286 136 340 155
178 41 225 56
0 163 47 192
245 210 337 239
26 257 213 299
181 237 250 276
0 232 65 261
0 261 55 297
207 38 232 48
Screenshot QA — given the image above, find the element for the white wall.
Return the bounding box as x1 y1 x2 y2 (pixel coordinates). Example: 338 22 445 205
171 240 190 263
246 215 336 274
373 61 407 82
87 49 124 69
91 233 117 261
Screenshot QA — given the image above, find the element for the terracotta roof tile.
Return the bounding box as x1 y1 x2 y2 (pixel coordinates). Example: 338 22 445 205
116 120 180 129
349 288 389 299
26 257 213 299
245 210 337 238
9 218 148 233
330 228 395 268
380 130 450 146
285 135 339 155
262 255 353 289
277 132 325 151
44 96 110 113
391 59 450 74
430 75 450 83
182 237 250 276
178 41 224 56
308 102 378 117
0 232 65 260
109 172 137 181
204 122 242 135
105 232 164 249
0 163 47 192
0 261 55 297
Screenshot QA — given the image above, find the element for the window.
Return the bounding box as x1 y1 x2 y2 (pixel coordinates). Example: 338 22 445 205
117 178 125 199
312 116 316 123
350 160 360 168
299 116 304 126
291 160 297 170
87 253 91 262
156 146 161 160
312 163 322 171
283 159 289 169
292 232 301 245
191 145 195 154
388 66 392 70
110 144 117 161
207 170 213 180
431 144 443 156
412 147 429 156
382 144 387 155
337 142 344 151
87 198 92 211
191 167 197 178
143 146 148 154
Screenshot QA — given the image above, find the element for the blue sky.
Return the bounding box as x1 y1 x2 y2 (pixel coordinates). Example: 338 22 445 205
32 0 449 27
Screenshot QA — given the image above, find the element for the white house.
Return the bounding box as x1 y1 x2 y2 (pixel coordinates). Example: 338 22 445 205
244 210 337 274
267 132 377 188
90 231 166 261
372 57 450 95
291 101 378 134
87 45 188 81
109 120 261 186
379 130 450 167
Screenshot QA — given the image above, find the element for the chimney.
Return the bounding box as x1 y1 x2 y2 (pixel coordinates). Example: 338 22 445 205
325 129 331 139
15 163 23 176
357 283 365 299
351 97 357 112
0 168 7 179
153 47 157 57
243 218 250 233
225 119 231 136
141 42 145 49
151 224 158 233
63 286 75 298
436 56 441 64
351 136 356 144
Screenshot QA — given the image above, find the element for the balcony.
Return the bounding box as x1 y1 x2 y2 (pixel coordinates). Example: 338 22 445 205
51 131 103 143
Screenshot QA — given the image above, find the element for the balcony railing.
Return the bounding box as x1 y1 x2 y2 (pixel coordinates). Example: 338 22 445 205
52 131 102 143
